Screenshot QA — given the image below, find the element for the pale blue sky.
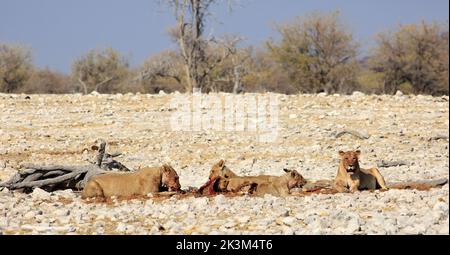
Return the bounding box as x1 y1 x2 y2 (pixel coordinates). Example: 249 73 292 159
1 0 448 73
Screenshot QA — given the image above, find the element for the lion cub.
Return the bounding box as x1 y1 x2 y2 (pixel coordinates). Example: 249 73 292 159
252 169 307 196
81 164 181 199
334 150 388 193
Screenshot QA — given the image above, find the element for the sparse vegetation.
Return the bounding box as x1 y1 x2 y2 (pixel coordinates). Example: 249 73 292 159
267 11 360 94
370 21 449 95
1 10 448 95
19 68 73 94
0 43 33 93
71 47 130 94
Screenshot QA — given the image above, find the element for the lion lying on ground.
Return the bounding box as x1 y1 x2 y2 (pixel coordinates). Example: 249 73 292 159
81 164 181 199
245 169 307 196
334 150 388 193
208 159 279 192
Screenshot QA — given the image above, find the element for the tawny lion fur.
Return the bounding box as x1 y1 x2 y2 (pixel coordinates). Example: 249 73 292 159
334 150 388 193
208 160 278 192
252 169 307 196
81 164 181 199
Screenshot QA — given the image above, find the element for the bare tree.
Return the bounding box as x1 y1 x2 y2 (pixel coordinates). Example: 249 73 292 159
164 0 239 93
0 43 33 93
202 35 245 93
268 11 360 94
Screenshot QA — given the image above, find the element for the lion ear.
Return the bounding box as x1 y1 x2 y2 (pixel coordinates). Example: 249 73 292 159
162 164 171 172
218 159 225 167
339 151 345 157
355 150 361 156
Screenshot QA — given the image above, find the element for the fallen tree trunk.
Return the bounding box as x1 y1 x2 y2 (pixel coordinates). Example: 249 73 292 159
0 140 130 192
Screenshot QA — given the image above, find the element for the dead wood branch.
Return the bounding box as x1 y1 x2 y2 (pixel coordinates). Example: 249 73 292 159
377 160 409 168
387 178 448 190
428 135 449 141
0 140 130 192
335 130 370 139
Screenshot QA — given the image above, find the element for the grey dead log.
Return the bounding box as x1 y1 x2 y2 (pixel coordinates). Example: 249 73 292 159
42 170 67 178
0 173 22 186
377 160 409 168
20 164 87 172
10 170 87 189
335 130 370 139
22 173 44 183
387 178 448 190
0 140 130 192
428 135 449 141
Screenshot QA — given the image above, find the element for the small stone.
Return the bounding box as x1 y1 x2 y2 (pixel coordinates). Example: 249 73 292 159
281 226 294 235
116 223 127 232
214 195 226 205
282 217 296 226
55 209 70 217
346 218 361 233
193 197 209 209
395 90 404 96
125 225 136 234
224 221 236 228
54 189 75 199
381 222 397 234
352 91 365 97
23 211 36 220
238 216 251 224
433 202 449 214
31 188 51 201
289 114 297 119
198 226 211 233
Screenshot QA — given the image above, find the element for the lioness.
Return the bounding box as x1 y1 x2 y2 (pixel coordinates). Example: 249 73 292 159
208 160 278 192
81 164 181 199
208 159 238 180
252 169 307 196
225 175 277 192
334 150 388 193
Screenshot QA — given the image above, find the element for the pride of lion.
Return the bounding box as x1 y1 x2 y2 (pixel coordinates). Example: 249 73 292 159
81 150 447 200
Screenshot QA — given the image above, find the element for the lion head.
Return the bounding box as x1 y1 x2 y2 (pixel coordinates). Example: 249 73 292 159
208 159 237 180
161 164 181 191
283 169 307 189
214 177 230 192
338 150 361 172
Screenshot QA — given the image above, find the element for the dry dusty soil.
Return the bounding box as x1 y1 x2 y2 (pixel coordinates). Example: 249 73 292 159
0 92 448 235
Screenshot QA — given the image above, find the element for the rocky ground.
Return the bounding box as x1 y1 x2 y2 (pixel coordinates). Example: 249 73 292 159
0 91 448 235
